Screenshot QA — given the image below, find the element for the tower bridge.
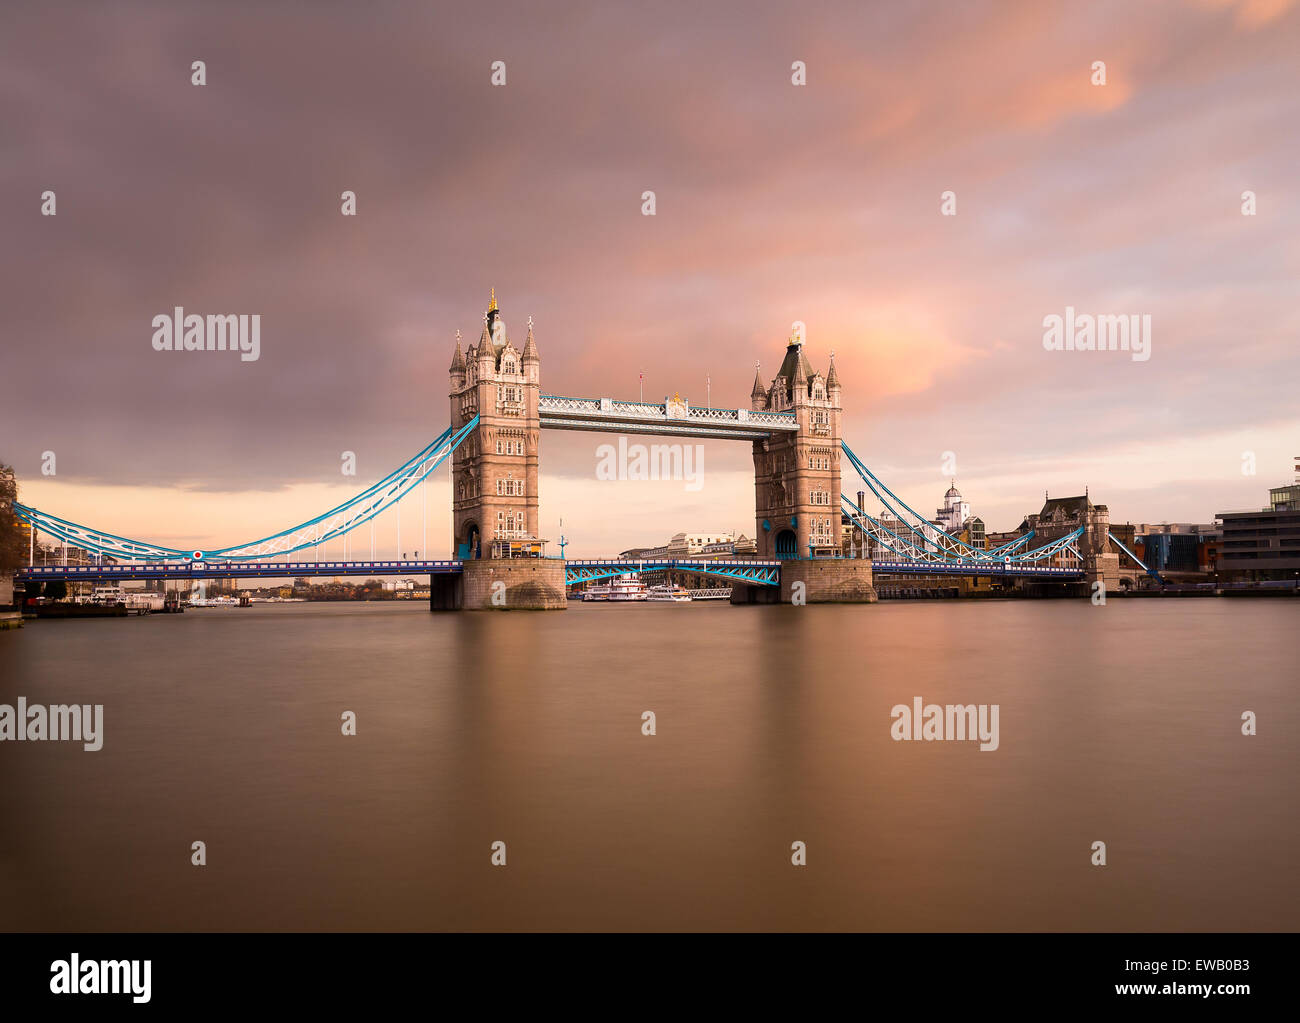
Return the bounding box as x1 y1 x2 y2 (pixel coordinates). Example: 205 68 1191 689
13 290 1138 610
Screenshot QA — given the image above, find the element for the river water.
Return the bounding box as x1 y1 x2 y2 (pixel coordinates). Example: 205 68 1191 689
1 598 1296 931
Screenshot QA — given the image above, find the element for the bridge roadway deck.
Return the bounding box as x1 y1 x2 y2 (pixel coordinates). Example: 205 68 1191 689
20 557 1083 583
871 560 1083 579
21 560 464 582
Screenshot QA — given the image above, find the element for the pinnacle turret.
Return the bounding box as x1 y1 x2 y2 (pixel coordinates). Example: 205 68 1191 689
449 330 465 372
523 315 539 362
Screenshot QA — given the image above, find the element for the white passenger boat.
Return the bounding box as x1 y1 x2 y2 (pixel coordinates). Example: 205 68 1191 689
646 584 691 602
582 575 649 601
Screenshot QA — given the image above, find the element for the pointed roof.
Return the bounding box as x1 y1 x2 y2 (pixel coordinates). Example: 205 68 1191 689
523 315 539 361
1039 495 1096 520
449 330 465 371
791 349 809 385
774 337 814 393
826 352 840 389
750 364 766 397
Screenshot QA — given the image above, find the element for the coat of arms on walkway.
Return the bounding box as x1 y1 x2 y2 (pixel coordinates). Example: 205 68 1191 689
666 393 689 419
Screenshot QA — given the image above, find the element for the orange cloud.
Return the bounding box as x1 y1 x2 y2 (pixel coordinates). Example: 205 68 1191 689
1197 0 1297 29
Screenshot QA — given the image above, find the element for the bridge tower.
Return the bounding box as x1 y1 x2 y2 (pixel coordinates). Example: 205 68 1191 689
750 331 842 559
442 290 565 610
739 330 876 603
448 289 541 559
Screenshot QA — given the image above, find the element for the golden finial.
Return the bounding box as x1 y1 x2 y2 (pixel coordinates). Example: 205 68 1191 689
489 287 498 312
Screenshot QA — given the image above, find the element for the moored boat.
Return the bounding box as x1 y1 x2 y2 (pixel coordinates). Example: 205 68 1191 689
582 575 649 601
646 584 691 602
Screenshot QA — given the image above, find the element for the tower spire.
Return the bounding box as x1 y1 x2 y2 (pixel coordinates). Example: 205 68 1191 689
489 287 498 312
449 329 465 371
523 315 539 361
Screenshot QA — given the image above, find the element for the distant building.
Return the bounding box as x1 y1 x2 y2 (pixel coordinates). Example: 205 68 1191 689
622 532 745 560
1127 522 1220 575
841 490 868 558
1134 522 1220 536
934 482 971 532
1217 463 1300 580
667 531 737 556
1269 482 1300 512
924 481 985 553
868 514 907 559
982 527 1024 548
1021 493 1117 579
700 535 756 557
1139 532 1205 573
28 537 96 567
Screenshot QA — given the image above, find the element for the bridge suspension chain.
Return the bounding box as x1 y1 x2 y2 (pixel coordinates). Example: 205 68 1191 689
840 441 992 560
13 416 478 563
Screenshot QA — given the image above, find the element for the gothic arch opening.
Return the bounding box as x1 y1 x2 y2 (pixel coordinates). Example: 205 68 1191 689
459 522 481 560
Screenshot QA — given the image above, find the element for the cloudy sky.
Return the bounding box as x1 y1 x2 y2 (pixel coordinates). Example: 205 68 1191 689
2 0 1297 557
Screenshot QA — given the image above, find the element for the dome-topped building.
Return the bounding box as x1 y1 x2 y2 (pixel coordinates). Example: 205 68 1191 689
935 480 971 533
